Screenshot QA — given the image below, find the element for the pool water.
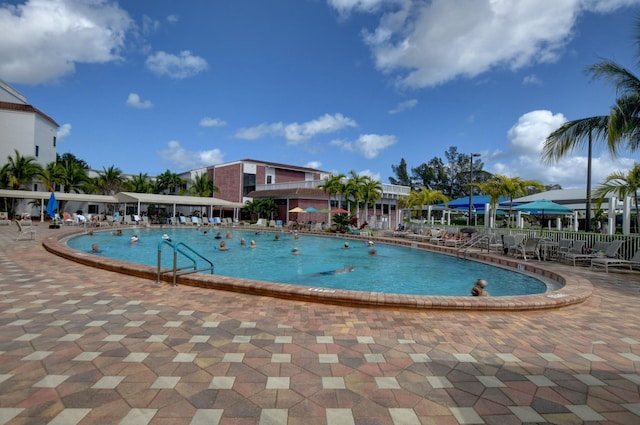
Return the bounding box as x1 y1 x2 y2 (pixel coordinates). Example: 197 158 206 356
67 228 547 296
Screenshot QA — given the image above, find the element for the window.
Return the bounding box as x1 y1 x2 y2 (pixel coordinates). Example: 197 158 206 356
35 145 39 157
243 173 256 196
267 175 272 184
53 136 56 147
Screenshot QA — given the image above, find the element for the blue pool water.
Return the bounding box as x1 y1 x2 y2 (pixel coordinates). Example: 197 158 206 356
66 228 547 296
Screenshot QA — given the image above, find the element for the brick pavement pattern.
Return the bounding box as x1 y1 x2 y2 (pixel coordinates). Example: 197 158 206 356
0 224 639 424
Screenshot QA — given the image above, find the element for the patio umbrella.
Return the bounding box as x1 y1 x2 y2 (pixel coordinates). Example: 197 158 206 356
288 207 305 213
513 199 572 215
46 192 58 219
330 207 349 214
304 207 319 213
318 208 331 213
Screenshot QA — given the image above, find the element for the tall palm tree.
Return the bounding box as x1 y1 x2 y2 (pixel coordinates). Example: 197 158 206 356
594 163 640 232
401 187 448 220
471 178 504 227
498 176 544 227
154 170 184 194
317 173 345 209
359 176 383 225
188 173 219 197
344 170 366 220
543 16 640 231
57 159 90 194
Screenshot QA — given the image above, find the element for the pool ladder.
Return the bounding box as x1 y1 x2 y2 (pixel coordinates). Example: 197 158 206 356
157 240 214 286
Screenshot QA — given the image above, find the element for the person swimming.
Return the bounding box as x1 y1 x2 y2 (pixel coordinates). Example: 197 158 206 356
313 265 354 276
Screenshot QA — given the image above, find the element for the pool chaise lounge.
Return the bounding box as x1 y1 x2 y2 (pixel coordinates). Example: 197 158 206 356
591 249 640 273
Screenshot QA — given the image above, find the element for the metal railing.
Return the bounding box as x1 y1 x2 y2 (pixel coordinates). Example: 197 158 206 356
157 240 214 286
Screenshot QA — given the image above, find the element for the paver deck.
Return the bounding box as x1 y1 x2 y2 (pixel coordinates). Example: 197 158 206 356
1 224 639 424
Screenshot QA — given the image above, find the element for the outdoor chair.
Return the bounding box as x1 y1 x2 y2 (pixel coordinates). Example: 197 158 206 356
15 219 37 241
517 237 541 261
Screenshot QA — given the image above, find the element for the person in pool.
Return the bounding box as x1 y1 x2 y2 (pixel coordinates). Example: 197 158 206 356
471 279 489 297
313 265 354 276
218 240 228 251
90 243 102 253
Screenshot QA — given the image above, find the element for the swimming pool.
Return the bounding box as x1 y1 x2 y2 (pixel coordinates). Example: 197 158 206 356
66 228 547 296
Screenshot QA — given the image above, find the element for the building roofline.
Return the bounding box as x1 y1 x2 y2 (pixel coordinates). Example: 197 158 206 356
0 101 59 127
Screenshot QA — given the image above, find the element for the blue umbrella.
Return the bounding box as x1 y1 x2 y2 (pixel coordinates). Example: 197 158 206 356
46 192 58 219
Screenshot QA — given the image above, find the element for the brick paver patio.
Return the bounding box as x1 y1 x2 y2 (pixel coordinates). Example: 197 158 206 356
1 223 639 424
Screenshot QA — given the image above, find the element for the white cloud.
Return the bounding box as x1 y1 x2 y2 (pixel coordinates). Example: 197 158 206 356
141 15 160 35
200 117 227 127
56 123 72 139
330 133 397 159
388 98 418 114
126 93 154 109
0 0 133 84
506 110 566 155
234 113 357 143
305 161 323 169
357 168 382 181
523 74 543 85
159 140 224 170
329 0 638 88
166 14 179 24
145 50 208 79
486 109 637 188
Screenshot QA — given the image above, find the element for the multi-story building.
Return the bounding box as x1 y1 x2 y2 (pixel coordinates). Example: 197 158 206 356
0 79 58 176
183 159 410 230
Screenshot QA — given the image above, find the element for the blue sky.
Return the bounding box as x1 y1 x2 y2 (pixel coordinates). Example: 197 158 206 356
3 0 640 189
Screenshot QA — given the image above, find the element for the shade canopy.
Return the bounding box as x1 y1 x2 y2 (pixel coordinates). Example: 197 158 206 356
513 199 573 214
330 207 349 214
304 207 319 212
289 207 305 213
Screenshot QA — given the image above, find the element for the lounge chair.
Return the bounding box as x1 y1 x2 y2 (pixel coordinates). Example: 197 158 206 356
517 237 541 261
16 219 37 241
63 212 74 225
554 238 573 261
191 216 200 226
591 249 640 273
504 234 525 256
567 240 622 267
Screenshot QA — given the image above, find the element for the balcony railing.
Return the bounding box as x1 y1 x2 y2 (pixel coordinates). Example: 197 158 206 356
256 181 411 196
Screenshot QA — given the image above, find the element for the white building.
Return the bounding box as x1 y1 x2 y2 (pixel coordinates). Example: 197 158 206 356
0 79 58 174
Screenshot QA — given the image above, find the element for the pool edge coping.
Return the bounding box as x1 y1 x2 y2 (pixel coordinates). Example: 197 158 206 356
42 227 592 311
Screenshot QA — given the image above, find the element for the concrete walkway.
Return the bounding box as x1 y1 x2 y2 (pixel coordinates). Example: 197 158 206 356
1 223 640 424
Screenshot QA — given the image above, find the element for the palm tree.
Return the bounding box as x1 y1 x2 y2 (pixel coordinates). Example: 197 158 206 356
594 163 640 232
399 188 448 227
57 159 90 194
154 169 184 194
124 173 153 193
188 173 219 197
344 170 366 220
40 161 61 192
359 176 383 225
498 176 544 227
92 165 125 195
1 150 44 215
471 178 507 228
317 173 345 209
543 16 640 231
3 149 43 190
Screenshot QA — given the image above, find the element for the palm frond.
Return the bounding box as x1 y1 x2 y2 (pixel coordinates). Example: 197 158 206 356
542 116 609 163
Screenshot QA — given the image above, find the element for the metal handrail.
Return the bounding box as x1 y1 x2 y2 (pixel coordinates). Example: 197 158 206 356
157 240 214 286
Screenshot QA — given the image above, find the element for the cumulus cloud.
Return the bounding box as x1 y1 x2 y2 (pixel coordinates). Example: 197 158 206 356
330 134 397 159
305 161 323 169
234 113 357 143
145 50 208 79
506 110 566 155
166 14 179 24
388 98 418 114
199 117 227 127
357 168 382 181
328 0 637 88
523 74 543 85
126 93 153 109
0 0 133 84
159 140 224 170
486 109 637 188
56 123 72 139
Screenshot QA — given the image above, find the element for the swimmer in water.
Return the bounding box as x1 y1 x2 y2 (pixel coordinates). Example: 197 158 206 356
313 265 354 276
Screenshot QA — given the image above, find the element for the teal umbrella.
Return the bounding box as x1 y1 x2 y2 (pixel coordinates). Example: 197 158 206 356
304 207 319 213
513 199 572 215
